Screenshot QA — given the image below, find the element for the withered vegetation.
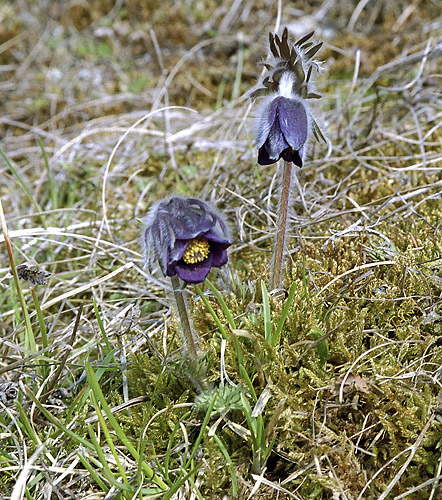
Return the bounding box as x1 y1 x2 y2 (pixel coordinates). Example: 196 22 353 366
1 0 442 498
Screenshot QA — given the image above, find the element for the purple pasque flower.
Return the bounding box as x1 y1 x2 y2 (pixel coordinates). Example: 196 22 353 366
143 197 230 284
255 72 309 167
251 28 326 166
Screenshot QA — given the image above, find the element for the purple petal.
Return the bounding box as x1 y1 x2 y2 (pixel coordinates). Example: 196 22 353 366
281 148 303 167
168 239 189 262
278 97 308 150
174 254 213 283
165 251 177 277
204 230 231 246
204 232 230 267
258 143 278 165
255 96 279 148
261 125 290 164
210 246 228 268
173 218 213 240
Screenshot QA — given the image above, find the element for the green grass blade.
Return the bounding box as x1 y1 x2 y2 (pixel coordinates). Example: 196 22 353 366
85 362 167 490
240 394 258 442
261 281 272 344
37 138 57 212
205 279 237 329
30 288 48 350
90 392 130 488
77 452 109 492
272 280 298 346
161 396 217 500
30 288 49 379
239 364 257 402
15 400 40 445
0 199 36 353
182 391 217 470
163 411 192 485
194 284 228 339
240 392 264 474
160 463 202 500
87 424 115 479
186 473 205 500
93 297 114 355
72 349 116 414
195 283 244 367
0 146 44 217
212 434 238 496
23 386 94 450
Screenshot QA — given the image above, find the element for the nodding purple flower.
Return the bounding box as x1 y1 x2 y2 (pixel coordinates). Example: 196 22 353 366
255 72 309 167
143 197 231 284
251 28 326 167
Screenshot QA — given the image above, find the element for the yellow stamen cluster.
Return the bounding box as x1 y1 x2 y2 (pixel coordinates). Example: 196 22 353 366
182 237 210 264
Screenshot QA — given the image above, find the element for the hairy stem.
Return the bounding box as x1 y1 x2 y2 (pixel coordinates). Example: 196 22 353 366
271 160 292 290
170 275 199 374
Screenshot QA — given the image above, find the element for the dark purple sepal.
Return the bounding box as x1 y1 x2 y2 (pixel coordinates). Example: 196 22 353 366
173 217 213 240
256 95 308 167
258 143 277 165
281 148 303 167
255 97 279 149
168 239 189 264
278 97 308 150
174 254 213 284
204 230 230 245
143 196 231 280
210 246 229 268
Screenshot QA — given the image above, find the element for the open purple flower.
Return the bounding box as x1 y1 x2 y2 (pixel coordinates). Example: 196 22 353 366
143 197 230 284
255 94 309 167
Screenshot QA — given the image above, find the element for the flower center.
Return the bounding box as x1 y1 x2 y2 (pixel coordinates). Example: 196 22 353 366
182 237 210 264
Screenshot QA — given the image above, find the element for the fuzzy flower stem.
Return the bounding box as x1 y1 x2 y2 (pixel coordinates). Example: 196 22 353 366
170 274 199 374
271 160 292 290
